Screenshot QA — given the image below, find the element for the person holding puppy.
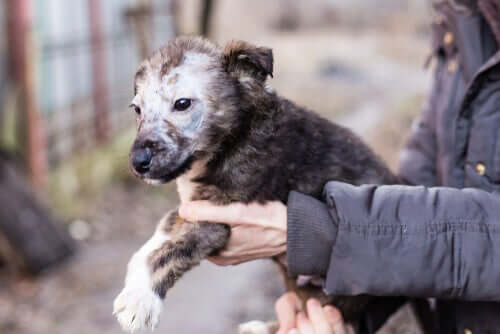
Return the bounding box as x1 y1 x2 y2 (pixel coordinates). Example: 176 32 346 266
180 1 500 333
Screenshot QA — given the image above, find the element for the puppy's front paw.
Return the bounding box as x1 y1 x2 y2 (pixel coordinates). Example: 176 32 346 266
113 286 163 333
238 320 273 334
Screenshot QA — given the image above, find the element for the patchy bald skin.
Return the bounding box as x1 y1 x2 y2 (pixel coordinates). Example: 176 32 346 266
179 109 204 134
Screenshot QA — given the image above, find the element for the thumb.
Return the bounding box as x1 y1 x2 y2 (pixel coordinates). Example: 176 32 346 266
179 201 244 224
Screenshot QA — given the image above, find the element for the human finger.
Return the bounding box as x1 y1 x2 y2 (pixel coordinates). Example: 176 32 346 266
323 306 346 334
296 312 314 334
180 201 286 229
306 299 331 334
275 292 302 334
179 201 244 224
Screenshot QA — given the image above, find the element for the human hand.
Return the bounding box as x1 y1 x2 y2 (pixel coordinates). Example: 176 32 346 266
275 293 347 334
179 201 287 265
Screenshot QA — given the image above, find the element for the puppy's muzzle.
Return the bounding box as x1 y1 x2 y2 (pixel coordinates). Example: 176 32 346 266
131 146 153 174
131 137 166 175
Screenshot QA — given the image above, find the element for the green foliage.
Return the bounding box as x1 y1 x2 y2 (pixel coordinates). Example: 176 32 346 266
48 128 140 218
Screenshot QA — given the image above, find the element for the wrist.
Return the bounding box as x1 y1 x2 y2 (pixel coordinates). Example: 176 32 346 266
273 201 288 233
286 191 338 277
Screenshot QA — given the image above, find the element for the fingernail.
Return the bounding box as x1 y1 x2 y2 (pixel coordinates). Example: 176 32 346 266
180 205 194 221
324 305 335 314
178 204 187 216
324 306 341 320
307 298 320 309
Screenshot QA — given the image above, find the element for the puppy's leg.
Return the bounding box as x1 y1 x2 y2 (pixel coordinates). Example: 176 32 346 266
148 211 229 298
113 209 228 332
113 214 171 332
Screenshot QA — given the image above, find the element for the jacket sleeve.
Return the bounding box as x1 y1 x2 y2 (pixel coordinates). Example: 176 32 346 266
287 183 500 302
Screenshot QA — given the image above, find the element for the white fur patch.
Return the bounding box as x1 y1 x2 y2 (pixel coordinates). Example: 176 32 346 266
143 178 165 186
176 159 207 203
113 230 170 332
133 51 215 142
238 321 272 334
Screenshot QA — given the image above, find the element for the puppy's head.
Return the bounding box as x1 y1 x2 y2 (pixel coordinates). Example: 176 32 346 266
129 36 273 184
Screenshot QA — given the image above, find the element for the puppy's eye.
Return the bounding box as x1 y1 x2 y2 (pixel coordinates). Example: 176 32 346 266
130 104 141 116
173 98 192 111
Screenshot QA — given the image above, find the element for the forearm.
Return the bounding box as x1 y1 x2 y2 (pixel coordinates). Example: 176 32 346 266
287 183 500 301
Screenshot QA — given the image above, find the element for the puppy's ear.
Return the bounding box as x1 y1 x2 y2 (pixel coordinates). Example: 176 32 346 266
223 40 273 82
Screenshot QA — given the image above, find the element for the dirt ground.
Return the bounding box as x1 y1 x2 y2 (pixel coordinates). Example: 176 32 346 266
1 1 433 333
0 182 285 334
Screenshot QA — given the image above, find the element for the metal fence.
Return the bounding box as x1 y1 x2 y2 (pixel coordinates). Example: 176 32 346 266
32 0 175 166
0 1 6 109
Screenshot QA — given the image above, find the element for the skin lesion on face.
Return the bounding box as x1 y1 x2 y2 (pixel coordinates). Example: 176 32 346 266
174 108 205 135
129 93 206 184
129 41 224 186
166 73 179 86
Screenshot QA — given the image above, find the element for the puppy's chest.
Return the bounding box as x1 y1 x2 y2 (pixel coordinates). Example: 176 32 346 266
175 158 255 204
175 159 214 203
176 174 228 204
176 175 199 203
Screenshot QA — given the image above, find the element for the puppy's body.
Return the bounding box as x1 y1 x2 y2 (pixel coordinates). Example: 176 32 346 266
114 37 399 332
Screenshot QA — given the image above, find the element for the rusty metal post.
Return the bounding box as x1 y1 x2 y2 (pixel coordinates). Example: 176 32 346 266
124 0 153 60
88 0 110 143
6 0 48 189
200 0 215 37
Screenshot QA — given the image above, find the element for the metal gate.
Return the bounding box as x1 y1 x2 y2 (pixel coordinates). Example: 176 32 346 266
33 0 175 166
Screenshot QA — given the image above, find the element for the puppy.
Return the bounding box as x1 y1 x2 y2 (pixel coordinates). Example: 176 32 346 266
113 36 400 333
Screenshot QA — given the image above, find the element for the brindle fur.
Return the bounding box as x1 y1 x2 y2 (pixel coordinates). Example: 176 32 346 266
126 36 400 330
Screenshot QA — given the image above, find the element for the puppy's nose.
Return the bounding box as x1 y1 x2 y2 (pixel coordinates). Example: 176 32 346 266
131 147 153 174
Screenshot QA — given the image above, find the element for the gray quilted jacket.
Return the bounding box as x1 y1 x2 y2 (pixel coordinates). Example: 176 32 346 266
287 1 500 333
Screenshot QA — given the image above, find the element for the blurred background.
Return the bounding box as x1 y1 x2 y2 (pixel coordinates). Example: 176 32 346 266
0 0 432 333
